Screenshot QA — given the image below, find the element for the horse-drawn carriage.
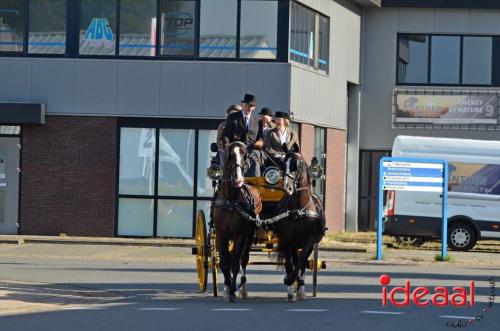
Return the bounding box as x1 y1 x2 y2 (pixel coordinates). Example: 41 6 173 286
193 141 326 302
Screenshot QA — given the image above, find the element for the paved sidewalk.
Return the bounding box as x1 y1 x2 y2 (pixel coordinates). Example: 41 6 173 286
0 235 368 253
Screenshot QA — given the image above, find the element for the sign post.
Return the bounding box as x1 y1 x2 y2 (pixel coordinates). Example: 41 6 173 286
377 157 448 261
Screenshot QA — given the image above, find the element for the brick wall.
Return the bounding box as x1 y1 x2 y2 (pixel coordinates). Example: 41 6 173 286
299 123 314 162
324 128 347 232
20 116 117 237
300 124 347 232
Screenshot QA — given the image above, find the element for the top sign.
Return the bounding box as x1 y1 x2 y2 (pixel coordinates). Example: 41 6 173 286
382 161 445 192
395 93 498 125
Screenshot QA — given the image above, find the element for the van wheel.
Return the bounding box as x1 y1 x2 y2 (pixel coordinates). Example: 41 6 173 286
395 236 426 247
448 223 476 252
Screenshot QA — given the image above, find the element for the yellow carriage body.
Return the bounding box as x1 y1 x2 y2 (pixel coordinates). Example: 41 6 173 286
244 177 285 202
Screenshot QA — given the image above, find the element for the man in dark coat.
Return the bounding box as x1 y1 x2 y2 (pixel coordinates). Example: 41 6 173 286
222 94 264 176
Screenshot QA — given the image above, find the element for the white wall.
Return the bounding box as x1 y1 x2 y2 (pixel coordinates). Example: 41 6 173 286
290 0 361 129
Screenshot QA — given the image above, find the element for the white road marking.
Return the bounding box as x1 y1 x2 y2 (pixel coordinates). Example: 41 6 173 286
286 309 328 312
62 307 105 310
211 308 252 311
361 311 404 315
439 315 475 320
139 308 182 311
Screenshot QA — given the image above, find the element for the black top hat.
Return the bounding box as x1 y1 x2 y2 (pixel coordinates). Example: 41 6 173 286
241 94 257 106
226 104 242 114
259 107 273 116
275 111 291 120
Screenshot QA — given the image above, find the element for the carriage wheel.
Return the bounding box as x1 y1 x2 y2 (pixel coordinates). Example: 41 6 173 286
195 210 208 293
209 228 219 297
312 243 319 297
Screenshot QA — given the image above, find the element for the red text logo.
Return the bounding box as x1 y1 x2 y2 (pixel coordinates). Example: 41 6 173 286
380 274 475 308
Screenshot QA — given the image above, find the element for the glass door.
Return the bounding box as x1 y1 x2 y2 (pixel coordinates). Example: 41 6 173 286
0 137 20 234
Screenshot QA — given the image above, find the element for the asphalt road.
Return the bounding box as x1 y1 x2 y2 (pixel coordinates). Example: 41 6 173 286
0 244 499 331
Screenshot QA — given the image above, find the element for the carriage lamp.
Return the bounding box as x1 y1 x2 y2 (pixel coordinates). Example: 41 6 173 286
263 167 281 185
207 164 223 180
308 163 323 180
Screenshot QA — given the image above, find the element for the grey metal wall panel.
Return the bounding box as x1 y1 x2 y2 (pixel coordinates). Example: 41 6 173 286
469 10 500 33
0 59 32 102
202 63 246 118
117 62 160 116
434 9 470 32
160 62 203 118
398 8 434 32
245 63 290 113
31 60 74 114
74 61 118 115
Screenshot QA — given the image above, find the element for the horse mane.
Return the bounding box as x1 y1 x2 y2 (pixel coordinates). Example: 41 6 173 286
287 152 311 186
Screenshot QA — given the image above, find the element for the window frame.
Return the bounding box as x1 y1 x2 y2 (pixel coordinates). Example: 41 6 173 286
396 33 495 87
0 0 285 62
115 117 220 238
288 0 329 74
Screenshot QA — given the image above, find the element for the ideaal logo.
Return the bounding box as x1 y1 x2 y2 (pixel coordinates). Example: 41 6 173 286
379 274 475 307
379 274 495 328
83 18 114 48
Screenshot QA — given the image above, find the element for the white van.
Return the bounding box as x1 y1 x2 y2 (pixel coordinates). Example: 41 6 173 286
383 135 500 251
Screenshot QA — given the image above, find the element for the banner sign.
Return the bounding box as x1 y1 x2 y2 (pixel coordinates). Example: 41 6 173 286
381 161 445 192
395 93 498 124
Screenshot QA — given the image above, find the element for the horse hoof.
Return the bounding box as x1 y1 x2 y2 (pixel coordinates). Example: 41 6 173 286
297 286 307 301
229 294 237 303
239 287 248 299
286 293 297 303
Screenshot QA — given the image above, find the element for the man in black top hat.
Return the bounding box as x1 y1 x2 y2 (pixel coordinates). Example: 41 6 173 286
222 93 264 176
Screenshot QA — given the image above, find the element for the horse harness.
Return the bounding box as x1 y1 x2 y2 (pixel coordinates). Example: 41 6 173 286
211 185 322 228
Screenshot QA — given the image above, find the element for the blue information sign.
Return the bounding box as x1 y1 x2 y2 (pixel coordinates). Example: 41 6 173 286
377 157 449 261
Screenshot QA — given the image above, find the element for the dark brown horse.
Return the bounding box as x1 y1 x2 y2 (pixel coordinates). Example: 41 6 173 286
274 144 325 302
211 142 261 302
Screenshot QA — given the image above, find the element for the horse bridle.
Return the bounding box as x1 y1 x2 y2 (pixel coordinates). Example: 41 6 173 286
223 142 246 185
283 154 310 193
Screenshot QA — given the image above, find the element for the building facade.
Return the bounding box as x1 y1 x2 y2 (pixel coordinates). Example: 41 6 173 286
0 0 366 237
347 0 500 231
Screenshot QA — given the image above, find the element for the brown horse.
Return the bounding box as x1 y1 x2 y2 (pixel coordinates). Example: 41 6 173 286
211 142 262 302
274 144 325 302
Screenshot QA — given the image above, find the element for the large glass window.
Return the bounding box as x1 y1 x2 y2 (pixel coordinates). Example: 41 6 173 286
397 35 428 84
1 0 283 60
119 0 156 56
118 198 154 236
79 0 117 55
160 0 196 57
397 34 495 86
289 1 328 71
462 36 492 85
0 0 25 52
240 0 277 59
318 14 329 72
119 128 156 195
200 0 237 58
157 199 193 237
28 0 66 54
197 130 217 197
430 36 460 84
313 126 325 201
118 126 218 238
158 129 195 197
